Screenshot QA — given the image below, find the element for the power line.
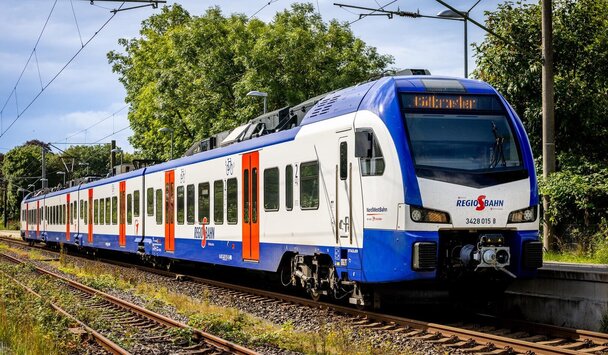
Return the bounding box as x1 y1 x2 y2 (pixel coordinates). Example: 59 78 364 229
0 2 126 141
0 0 58 115
58 104 129 143
249 0 279 20
92 125 131 144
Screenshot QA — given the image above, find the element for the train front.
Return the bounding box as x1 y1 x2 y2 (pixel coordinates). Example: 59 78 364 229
364 76 543 290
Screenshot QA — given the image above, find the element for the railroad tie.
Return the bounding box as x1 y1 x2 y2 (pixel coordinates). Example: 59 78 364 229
579 345 608 353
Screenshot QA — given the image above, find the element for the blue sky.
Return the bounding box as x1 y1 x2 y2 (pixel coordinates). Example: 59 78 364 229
0 0 505 154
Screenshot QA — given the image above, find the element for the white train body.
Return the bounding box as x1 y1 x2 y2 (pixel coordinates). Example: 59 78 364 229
21 76 542 304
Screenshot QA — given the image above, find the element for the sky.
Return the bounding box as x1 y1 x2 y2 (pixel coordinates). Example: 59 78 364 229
0 0 505 154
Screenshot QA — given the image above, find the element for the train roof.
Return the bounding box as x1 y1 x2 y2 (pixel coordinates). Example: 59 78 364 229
22 75 499 204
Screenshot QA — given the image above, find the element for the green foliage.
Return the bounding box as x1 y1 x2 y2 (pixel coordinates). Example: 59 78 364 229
109 3 393 160
0 142 115 223
0 273 82 354
539 155 608 252
474 0 608 160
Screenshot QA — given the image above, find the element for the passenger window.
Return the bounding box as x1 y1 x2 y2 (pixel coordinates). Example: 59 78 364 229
94 199 99 225
133 190 140 217
213 180 223 225
84 201 88 225
198 182 210 224
356 129 385 176
127 194 132 225
155 189 163 224
63 204 66 224
186 184 195 225
105 198 111 225
146 188 154 216
244 170 249 223
80 200 84 220
300 161 319 210
112 196 118 225
252 168 258 223
177 186 185 225
264 167 279 211
340 142 348 180
227 178 237 224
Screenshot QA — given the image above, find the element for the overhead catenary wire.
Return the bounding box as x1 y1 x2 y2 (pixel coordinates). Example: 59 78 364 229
92 125 131 144
0 0 58 116
55 105 129 143
249 0 279 20
0 2 126 141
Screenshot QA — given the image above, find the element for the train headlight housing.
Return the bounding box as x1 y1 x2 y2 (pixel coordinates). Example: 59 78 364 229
410 206 451 224
508 206 537 223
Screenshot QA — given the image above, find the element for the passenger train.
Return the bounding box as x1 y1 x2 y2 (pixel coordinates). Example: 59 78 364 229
21 74 543 306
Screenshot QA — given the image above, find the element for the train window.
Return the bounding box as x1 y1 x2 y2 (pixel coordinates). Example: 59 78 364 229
213 180 223 225
112 196 118 225
94 200 99 225
300 161 319 210
100 199 105 225
105 198 111 225
63 204 66 224
244 170 249 223
147 188 154 216
198 182 210 224
80 200 84 220
133 190 140 217
44 206 47 221
177 186 185 225
264 167 279 211
155 189 162 224
84 201 88 225
355 129 385 176
340 142 348 180
227 178 237 224
127 194 132 225
186 184 195 225
252 168 258 223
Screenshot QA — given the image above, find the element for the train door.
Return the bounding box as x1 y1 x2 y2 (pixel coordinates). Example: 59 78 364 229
66 194 70 241
88 188 94 243
336 137 352 247
242 151 260 262
119 182 126 247
164 171 175 252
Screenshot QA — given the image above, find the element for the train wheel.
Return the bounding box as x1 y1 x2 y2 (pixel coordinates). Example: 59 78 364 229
309 288 322 302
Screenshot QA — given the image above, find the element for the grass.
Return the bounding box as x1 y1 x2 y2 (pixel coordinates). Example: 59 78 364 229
544 243 608 265
33 249 405 354
0 268 84 354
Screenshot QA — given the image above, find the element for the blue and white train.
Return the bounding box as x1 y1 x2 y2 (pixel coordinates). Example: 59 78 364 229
21 74 543 306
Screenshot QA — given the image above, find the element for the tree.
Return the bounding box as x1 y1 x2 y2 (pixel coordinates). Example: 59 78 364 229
473 0 608 162
474 0 608 251
61 144 112 179
109 3 393 160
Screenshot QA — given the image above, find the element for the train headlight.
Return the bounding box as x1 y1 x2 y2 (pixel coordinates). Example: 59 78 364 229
508 206 537 223
410 206 451 224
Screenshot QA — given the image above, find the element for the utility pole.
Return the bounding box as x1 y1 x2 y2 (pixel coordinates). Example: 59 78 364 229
41 147 48 189
542 0 556 251
3 181 6 228
110 140 117 176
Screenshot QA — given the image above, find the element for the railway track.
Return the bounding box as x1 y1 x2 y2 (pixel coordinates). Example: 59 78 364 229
0 247 257 355
1 235 607 355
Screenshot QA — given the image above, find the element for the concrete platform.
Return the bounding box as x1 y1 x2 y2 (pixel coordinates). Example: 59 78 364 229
503 261 608 331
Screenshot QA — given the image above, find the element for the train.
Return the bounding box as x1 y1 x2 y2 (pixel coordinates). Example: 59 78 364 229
21 73 543 306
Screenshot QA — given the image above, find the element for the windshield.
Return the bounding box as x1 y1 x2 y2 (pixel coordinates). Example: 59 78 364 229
404 113 522 171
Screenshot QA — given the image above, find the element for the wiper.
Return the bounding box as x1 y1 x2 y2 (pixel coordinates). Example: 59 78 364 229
489 121 507 168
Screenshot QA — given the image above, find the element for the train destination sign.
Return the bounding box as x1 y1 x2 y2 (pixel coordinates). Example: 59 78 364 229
401 94 502 111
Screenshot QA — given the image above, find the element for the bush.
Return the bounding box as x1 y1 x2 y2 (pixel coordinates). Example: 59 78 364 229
539 155 608 252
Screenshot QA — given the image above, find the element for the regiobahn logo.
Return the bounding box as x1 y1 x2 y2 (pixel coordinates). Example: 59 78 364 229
456 195 505 211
